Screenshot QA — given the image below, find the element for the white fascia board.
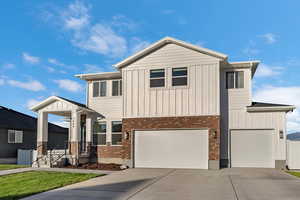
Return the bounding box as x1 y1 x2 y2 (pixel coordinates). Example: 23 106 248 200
247 106 296 112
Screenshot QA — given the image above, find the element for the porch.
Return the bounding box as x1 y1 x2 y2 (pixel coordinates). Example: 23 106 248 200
31 96 99 167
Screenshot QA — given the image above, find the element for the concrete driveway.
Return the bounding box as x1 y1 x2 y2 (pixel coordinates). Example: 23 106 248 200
23 168 300 200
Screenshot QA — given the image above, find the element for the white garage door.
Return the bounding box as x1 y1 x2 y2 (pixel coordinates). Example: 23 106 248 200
231 129 274 168
134 129 208 169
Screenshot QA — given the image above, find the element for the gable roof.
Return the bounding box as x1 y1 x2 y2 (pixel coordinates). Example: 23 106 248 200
30 96 92 112
114 37 228 69
247 102 295 112
0 106 67 133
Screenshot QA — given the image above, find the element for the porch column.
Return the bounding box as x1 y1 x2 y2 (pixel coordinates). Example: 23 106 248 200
37 111 48 156
69 110 80 158
86 114 94 154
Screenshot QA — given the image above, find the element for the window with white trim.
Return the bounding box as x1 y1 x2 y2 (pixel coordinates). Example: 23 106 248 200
93 81 107 97
226 71 244 89
112 80 122 96
172 67 188 86
111 121 122 145
150 69 165 88
93 121 106 145
8 130 23 144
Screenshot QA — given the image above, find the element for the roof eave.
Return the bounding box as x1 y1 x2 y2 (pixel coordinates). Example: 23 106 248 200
114 36 228 69
247 106 296 113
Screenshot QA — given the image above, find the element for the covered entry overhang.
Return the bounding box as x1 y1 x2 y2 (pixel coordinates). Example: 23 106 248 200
31 96 97 166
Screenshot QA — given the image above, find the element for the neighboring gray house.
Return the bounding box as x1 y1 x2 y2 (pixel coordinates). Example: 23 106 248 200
31 37 296 169
0 106 68 164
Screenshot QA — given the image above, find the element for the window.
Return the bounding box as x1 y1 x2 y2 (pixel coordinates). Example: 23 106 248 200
150 69 165 88
93 122 106 145
112 80 122 96
100 81 107 96
93 82 99 97
111 121 122 145
8 130 23 144
226 71 244 89
93 81 107 97
172 67 188 86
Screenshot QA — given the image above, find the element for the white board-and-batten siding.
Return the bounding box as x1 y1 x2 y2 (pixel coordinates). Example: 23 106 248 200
122 43 221 118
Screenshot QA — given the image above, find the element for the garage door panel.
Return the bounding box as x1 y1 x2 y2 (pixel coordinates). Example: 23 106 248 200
231 130 274 168
134 129 208 169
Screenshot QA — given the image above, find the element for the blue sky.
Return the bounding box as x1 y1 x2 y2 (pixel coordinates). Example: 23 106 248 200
0 0 300 132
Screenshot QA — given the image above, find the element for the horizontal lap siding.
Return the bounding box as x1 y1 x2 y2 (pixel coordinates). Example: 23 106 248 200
123 44 220 118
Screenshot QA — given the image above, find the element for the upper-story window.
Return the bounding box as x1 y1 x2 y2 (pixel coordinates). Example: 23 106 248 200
172 67 188 86
150 69 165 88
8 130 23 144
112 80 122 96
226 71 244 89
93 81 107 97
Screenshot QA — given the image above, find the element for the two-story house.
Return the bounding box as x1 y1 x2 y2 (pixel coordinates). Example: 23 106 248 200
31 37 295 169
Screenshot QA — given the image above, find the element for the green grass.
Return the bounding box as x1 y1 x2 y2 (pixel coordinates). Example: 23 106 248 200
0 171 100 200
287 171 300 178
0 164 29 171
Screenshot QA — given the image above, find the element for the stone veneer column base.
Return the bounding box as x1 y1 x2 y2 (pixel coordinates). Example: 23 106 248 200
208 160 220 170
37 141 47 156
275 160 286 169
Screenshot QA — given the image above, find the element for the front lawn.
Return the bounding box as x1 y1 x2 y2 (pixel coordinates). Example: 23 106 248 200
0 171 100 200
287 171 300 178
0 164 29 171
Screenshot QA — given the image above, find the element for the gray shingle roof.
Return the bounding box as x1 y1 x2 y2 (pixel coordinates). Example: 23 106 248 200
0 106 67 133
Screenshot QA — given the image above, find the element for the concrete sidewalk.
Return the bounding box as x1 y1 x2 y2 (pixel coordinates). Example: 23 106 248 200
0 168 34 176
0 167 115 176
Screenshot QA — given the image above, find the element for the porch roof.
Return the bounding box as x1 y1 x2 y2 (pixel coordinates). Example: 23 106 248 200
30 96 95 113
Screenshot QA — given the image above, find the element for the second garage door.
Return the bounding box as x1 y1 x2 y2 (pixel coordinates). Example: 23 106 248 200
231 129 275 168
134 129 209 169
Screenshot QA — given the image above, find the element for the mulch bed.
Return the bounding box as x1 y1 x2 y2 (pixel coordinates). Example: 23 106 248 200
64 163 124 171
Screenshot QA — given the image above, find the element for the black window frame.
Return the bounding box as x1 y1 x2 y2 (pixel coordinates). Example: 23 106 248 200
172 67 188 86
149 69 165 88
112 80 122 96
93 121 107 146
111 121 122 146
226 71 244 89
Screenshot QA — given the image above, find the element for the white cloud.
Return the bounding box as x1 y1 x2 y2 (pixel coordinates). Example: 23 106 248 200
84 64 102 73
2 63 15 70
253 86 300 132
0 79 4 85
243 47 260 57
130 37 150 54
48 58 65 67
58 1 128 57
43 1 139 58
54 79 82 92
161 9 175 15
62 0 90 30
22 52 40 64
255 64 283 77
72 24 127 57
26 99 41 109
46 66 55 73
260 33 277 44
8 80 45 91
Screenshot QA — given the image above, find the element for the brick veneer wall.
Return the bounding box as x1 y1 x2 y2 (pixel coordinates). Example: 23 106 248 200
93 116 220 162
122 116 220 161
